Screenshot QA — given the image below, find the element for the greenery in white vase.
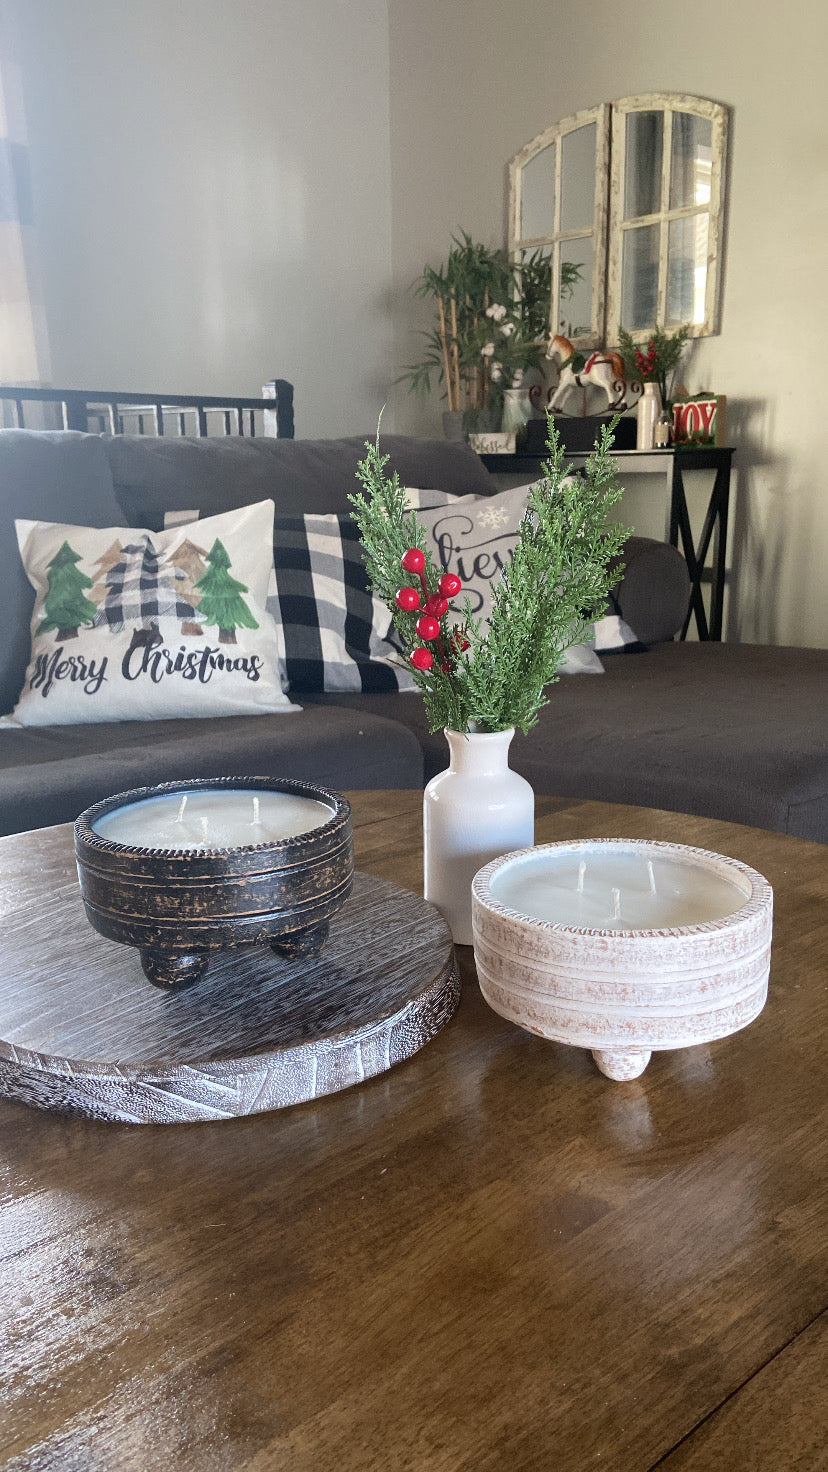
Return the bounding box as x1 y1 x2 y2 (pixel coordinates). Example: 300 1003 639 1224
350 416 630 735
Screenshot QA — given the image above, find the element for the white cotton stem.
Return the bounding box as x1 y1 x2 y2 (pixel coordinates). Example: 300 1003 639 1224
175 795 187 823
647 860 657 895
612 887 621 921
200 816 209 846
252 795 261 825
577 861 586 894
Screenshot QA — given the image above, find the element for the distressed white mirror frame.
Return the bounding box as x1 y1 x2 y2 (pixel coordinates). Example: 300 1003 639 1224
508 94 729 347
606 94 729 343
508 105 610 349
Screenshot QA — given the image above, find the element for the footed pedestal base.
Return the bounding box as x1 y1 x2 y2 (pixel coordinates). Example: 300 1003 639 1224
591 1047 652 1080
270 919 330 961
140 948 212 989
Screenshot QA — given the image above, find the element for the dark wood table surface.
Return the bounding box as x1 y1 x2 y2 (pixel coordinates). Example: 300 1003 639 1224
1 792 826 1470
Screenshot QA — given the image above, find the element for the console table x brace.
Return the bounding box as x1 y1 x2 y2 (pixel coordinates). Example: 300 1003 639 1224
479 446 734 642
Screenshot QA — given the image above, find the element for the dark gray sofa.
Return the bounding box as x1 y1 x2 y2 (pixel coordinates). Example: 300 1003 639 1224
1 428 826 842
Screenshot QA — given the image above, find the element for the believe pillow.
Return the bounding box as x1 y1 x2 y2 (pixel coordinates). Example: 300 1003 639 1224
4 500 298 727
267 481 630 692
410 481 615 674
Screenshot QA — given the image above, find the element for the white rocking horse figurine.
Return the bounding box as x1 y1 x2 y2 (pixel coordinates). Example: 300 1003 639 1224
544 334 639 414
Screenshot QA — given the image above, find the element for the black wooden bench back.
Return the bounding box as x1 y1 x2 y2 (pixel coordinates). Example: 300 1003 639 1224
0 378 294 438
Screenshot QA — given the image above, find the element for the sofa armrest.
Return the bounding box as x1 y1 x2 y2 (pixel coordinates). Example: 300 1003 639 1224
612 537 691 645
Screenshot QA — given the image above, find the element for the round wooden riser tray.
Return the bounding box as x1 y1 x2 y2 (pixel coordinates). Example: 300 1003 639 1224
0 840 458 1124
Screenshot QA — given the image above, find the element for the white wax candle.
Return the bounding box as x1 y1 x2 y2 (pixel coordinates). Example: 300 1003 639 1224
490 844 749 931
93 789 334 850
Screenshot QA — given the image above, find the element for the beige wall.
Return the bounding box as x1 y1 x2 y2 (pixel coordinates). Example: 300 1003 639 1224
388 0 828 648
10 0 393 438
8 0 827 646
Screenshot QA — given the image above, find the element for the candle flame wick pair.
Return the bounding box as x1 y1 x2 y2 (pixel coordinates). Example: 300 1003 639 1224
173 791 263 846
574 857 659 919
174 794 209 847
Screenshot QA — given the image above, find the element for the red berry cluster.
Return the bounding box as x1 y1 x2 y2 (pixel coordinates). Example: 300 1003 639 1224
396 548 468 674
635 341 658 379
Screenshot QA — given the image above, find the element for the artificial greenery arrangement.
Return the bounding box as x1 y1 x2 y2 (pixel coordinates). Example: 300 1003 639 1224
617 324 690 407
510 249 584 343
395 232 542 423
395 231 582 425
350 416 629 736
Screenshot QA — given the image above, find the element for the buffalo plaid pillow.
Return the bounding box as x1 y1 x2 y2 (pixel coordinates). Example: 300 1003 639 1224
166 490 464 696
592 592 646 654
267 513 415 693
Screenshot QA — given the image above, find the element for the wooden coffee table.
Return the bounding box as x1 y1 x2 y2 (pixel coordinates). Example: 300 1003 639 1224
1 791 826 1470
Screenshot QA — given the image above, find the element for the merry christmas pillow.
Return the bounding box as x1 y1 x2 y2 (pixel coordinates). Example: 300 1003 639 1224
3 500 298 727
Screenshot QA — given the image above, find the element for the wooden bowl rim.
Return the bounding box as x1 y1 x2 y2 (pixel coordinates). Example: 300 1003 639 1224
74 777 350 861
472 838 773 940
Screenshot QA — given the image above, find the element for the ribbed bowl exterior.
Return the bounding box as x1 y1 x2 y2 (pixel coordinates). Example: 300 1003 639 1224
472 840 773 1053
74 777 353 952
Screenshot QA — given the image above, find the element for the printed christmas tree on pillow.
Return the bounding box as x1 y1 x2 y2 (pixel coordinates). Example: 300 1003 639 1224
37 542 97 641
196 540 259 645
9 500 291 726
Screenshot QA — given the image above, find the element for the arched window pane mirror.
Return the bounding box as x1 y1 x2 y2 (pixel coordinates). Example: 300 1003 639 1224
608 95 728 340
508 94 729 346
508 105 609 348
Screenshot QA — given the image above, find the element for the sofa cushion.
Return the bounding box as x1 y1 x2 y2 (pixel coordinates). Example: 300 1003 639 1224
0 430 124 715
611 535 691 644
5 501 295 726
0 703 425 837
106 434 495 529
309 641 828 842
509 641 828 841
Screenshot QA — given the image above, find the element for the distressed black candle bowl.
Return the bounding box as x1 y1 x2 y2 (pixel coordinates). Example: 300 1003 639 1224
74 777 353 990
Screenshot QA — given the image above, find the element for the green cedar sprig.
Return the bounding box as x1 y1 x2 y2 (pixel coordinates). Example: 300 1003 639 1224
349 415 630 735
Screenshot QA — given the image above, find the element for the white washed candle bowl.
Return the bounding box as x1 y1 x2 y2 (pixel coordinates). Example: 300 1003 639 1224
471 840 773 1080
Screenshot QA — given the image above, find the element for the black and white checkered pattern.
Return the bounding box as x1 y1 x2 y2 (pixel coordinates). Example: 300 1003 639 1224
93 536 196 632
267 514 414 693
591 590 646 654
264 503 644 692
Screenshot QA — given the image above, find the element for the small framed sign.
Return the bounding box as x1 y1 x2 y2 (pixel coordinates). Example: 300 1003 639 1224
673 395 727 447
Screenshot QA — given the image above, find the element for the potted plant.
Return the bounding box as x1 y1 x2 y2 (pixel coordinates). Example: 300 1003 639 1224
350 416 629 941
395 231 547 438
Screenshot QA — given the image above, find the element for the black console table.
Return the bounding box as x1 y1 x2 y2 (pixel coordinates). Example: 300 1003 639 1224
479 446 734 641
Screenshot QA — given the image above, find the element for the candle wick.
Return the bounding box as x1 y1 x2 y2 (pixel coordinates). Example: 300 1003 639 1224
252 796 261 826
175 795 187 823
577 860 586 894
647 860 657 896
612 887 621 921
200 816 209 846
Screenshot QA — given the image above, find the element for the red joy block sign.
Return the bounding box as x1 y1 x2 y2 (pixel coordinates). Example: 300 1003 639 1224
673 396 727 447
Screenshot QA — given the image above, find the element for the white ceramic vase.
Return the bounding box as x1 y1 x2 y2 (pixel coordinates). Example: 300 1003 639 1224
501 386 532 435
423 727 534 945
636 381 662 449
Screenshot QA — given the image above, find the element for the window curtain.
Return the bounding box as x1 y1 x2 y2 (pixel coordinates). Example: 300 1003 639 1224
0 2 50 386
